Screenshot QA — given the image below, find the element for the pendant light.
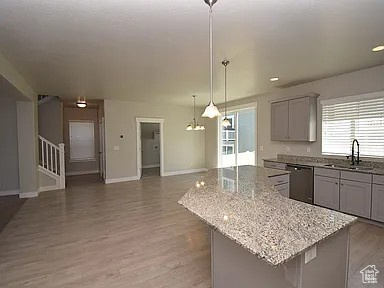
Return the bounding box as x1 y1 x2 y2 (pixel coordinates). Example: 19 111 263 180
202 0 221 119
221 60 231 127
186 95 205 131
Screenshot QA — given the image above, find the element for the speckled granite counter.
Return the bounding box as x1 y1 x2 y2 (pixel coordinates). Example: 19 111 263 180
178 166 356 267
264 154 384 175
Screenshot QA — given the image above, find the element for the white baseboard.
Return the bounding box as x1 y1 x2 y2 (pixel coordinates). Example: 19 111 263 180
142 164 160 169
105 176 140 184
19 191 39 198
39 185 60 192
66 170 99 176
162 168 208 177
0 190 20 196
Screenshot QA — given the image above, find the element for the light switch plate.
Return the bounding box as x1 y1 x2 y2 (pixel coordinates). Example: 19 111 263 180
286 146 291 152
260 146 264 151
114 146 120 151
305 245 317 264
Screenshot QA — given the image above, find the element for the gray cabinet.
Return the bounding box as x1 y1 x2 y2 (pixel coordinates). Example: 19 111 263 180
268 174 290 198
340 179 371 218
271 96 317 142
314 175 340 210
372 184 384 222
271 101 289 141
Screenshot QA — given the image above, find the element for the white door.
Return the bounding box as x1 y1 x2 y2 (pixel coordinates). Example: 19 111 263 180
99 117 106 179
219 108 256 168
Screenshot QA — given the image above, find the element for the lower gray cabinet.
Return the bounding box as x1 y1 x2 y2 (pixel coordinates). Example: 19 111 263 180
314 175 339 210
275 183 289 198
372 184 384 222
340 179 371 218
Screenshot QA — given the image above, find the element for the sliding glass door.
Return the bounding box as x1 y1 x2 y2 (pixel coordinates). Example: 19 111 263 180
219 108 256 168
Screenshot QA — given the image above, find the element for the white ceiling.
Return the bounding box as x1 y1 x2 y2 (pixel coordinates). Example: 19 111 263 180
0 0 383 106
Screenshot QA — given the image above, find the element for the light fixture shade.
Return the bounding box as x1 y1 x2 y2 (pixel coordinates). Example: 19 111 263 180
202 101 221 118
76 101 87 108
186 124 193 131
222 118 231 127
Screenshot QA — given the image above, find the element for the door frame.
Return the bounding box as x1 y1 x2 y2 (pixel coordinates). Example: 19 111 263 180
217 103 257 168
99 117 106 179
135 117 164 178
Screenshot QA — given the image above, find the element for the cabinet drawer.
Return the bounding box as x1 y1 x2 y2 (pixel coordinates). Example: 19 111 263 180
341 171 372 183
372 184 384 222
275 183 289 198
373 174 384 185
314 167 340 178
264 161 286 170
269 174 290 186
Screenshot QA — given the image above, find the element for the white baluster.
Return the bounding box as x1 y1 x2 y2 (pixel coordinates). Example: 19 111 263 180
59 143 65 189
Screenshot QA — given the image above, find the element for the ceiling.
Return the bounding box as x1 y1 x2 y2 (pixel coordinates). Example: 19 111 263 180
0 0 383 106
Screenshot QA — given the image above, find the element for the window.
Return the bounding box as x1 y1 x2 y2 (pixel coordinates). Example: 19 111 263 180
222 144 234 155
69 121 96 161
322 95 384 158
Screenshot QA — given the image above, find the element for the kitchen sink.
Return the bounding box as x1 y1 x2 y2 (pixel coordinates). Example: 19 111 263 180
323 164 373 171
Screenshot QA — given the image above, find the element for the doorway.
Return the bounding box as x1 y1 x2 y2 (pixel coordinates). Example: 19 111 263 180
136 118 164 179
218 107 256 168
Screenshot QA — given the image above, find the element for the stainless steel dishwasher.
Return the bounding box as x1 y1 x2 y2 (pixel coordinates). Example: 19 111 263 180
286 164 314 204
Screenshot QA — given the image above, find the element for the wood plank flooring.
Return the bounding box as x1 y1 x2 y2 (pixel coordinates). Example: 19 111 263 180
0 195 26 232
0 173 383 287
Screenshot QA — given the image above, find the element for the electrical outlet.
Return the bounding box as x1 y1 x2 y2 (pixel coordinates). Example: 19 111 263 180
305 245 317 264
114 146 120 151
286 146 291 152
307 147 311 153
260 146 264 151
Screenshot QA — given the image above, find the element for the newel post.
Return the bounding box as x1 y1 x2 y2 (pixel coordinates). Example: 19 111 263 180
59 143 66 189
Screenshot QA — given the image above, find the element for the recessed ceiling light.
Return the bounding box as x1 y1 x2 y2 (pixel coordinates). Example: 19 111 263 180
372 45 384 52
270 77 279 82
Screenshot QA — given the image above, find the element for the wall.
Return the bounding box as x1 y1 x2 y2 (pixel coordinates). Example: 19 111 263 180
104 100 206 181
206 64 384 167
141 123 160 168
38 97 63 144
0 93 19 192
63 107 99 175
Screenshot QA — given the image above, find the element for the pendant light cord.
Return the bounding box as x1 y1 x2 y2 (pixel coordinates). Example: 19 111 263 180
209 6 213 103
193 95 196 125
224 64 227 118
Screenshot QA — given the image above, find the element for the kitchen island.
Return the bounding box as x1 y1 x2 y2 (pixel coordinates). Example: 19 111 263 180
178 166 357 288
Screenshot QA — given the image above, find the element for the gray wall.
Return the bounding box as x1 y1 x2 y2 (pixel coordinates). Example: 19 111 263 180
104 99 206 180
0 94 19 191
63 107 99 175
205 64 384 167
38 97 63 144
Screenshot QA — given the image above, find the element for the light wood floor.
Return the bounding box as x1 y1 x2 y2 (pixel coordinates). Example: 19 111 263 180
0 173 383 287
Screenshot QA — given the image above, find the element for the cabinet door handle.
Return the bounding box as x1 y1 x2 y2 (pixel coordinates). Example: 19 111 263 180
341 183 344 186
335 182 338 185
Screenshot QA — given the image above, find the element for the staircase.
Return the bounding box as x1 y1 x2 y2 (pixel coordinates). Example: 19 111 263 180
38 136 65 192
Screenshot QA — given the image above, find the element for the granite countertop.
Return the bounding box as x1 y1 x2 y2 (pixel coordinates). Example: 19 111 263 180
264 156 384 176
178 166 357 267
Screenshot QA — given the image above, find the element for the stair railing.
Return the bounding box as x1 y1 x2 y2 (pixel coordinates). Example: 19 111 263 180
38 135 65 189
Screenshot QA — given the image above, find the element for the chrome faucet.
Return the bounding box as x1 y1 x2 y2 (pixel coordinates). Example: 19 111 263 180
351 139 360 165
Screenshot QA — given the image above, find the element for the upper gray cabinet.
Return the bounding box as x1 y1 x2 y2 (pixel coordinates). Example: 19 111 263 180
271 101 289 141
271 95 317 142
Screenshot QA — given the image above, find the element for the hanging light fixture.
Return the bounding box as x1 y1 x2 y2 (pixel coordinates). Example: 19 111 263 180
221 60 231 127
202 0 221 119
186 95 205 131
76 98 87 108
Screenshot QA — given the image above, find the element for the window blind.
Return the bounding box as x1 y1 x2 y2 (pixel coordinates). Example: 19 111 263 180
322 96 384 158
69 121 96 161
